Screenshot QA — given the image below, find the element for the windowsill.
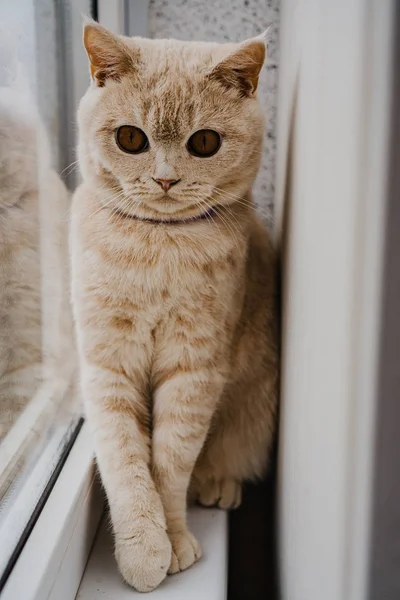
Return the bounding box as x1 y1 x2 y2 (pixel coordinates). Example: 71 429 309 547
76 507 228 599
1 423 103 600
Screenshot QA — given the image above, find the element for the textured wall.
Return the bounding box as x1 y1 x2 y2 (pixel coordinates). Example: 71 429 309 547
148 0 280 222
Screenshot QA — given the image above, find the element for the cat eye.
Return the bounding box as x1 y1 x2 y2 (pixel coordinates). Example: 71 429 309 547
187 129 221 158
116 126 149 154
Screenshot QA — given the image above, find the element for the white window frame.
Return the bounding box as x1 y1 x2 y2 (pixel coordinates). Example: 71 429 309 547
1 424 103 600
276 0 398 599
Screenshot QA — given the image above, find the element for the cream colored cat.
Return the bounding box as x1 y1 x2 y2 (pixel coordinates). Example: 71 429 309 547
71 21 278 593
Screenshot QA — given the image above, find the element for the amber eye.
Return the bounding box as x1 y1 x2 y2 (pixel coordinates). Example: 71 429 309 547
115 126 149 154
187 129 221 157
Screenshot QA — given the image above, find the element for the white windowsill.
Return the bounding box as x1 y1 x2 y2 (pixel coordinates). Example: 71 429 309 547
1 423 103 600
77 507 228 599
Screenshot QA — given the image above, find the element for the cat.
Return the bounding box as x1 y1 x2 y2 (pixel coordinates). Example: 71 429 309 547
0 43 72 444
71 21 278 593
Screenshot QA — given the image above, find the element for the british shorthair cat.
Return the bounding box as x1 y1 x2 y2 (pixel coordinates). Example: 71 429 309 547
71 21 278 592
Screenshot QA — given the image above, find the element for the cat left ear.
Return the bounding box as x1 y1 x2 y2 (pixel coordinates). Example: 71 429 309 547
209 30 270 96
83 20 136 87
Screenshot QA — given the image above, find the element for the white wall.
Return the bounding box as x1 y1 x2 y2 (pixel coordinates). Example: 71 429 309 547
275 1 396 599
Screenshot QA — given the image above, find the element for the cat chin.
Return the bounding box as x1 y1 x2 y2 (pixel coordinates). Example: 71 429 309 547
113 204 213 223
119 198 210 221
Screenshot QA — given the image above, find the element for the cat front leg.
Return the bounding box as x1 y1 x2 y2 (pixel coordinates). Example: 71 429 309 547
152 366 226 574
81 363 171 592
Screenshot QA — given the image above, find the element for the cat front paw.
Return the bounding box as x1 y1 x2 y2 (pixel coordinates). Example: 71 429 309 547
115 524 172 592
198 477 242 510
168 529 202 574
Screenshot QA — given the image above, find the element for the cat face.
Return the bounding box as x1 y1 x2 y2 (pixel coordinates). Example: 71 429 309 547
78 23 266 221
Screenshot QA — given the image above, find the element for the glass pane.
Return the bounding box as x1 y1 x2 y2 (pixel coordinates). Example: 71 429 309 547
0 0 85 581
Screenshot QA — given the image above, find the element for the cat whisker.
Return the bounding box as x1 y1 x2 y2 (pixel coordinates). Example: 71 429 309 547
192 196 216 230
192 194 243 256
108 196 138 221
212 188 268 212
59 160 80 178
220 202 244 233
213 187 272 220
213 186 258 205
86 189 127 220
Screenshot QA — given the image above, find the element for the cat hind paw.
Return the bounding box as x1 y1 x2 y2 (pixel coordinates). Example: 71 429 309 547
198 477 242 510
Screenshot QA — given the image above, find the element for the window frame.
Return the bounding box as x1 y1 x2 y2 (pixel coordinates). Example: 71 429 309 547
1 424 103 600
275 0 397 598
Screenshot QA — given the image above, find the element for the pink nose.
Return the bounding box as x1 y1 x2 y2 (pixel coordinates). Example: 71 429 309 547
153 178 180 192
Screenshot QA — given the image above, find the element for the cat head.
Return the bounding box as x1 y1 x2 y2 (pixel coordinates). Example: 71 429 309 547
78 21 267 221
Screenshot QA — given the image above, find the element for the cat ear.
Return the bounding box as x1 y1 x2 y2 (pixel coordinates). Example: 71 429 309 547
209 32 270 96
83 20 136 87
256 22 275 48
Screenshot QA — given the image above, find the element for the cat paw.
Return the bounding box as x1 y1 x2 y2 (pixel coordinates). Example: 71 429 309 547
168 529 202 574
115 525 172 592
198 477 242 510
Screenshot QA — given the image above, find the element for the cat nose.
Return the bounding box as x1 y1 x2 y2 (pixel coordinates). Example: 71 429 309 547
153 178 180 192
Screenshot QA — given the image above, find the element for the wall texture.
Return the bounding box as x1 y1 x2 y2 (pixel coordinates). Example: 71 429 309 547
148 0 280 222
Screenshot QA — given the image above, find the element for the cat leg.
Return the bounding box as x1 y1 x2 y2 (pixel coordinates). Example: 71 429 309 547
195 476 243 510
193 379 277 510
152 367 225 575
82 364 171 592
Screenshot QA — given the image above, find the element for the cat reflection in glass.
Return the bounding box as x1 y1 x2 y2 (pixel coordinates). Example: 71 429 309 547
0 52 70 442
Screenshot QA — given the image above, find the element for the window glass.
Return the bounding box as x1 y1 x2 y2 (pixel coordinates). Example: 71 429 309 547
0 0 88 583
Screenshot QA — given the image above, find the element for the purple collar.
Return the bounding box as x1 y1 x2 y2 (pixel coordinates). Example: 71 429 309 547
113 207 216 225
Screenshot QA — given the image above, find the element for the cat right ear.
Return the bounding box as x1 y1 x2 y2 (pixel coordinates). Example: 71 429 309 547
208 37 266 97
83 20 136 87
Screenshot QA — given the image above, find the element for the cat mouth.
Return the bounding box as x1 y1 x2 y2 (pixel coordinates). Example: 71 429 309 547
110 206 217 225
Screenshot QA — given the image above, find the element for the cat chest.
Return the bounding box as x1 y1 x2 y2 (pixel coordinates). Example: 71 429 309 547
86 256 233 331
101 263 230 323
92 238 236 304
81 236 240 347
80 246 241 382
